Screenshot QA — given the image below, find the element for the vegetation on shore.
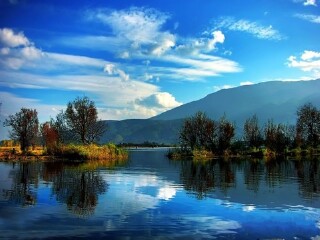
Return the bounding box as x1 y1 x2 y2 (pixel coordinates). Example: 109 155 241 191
1 96 127 162
169 103 320 160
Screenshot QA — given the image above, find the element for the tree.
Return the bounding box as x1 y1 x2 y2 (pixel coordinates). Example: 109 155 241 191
180 112 217 152
65 96 106 144
296 103 320 148
3 108 39 152
41 122 58 153
50 110 70 144
264 120 290 155
217 115 235 153
243 114 263 149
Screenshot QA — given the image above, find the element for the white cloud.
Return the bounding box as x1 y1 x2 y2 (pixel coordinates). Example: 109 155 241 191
304 0 317 6
214 17 284 40
242 205 255 212
136 92 182 109
294 13 320 23
54 9 241 82
301 50 320 60
0 28 30 47
287 50 320 72
103 63 130 81
157 186 176 200
175 30 225 55
89 7 175 57
240 81 254 86
213 84 235 92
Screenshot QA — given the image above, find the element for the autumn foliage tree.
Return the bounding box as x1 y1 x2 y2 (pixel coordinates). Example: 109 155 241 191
4 108 39 152
65 96 106 144
41 122 58 153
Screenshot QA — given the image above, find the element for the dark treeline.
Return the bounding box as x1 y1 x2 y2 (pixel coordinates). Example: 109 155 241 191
176 103 320 157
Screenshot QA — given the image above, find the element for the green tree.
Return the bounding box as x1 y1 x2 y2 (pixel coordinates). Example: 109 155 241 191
243 114 263 149
296 103 320 148
3 108 39 152
65 96 106 144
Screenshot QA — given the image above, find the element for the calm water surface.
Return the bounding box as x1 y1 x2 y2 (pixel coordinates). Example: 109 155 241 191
0 148 319 239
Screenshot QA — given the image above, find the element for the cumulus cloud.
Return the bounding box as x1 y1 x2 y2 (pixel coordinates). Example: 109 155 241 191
0 28 44 69
214 17 284 40
0 28 30 47
287 50 320 72
136 92 182 109
294 13 320 23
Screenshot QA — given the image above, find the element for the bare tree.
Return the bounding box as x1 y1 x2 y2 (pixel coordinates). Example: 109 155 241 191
296 103 320 148
264 119 290 155
243 114 263 149
3 108 39 152
217 115 235 153
179 112 217 152
65 96 106 144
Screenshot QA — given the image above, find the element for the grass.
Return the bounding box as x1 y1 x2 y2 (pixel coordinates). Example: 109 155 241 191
50 143 128 161
0 143 128 162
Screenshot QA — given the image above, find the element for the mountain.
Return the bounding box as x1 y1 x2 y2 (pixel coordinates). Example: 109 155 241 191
153 79 320 125
99 119 184 144
101 79 320 144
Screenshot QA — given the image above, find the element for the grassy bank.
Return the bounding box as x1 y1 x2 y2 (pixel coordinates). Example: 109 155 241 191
167 146 320 161
0 143 128 162
50 143 128 161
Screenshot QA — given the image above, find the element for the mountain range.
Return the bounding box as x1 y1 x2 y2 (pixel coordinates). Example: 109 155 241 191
100 79 320 144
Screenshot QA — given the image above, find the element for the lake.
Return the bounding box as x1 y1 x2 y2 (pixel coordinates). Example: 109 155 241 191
0 148 319 239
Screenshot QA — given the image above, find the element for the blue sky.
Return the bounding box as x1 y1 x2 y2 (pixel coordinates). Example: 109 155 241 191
0 0 320 128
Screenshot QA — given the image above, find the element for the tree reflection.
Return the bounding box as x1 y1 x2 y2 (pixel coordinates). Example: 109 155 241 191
294 159 320 199
43 162 107 217
3 162 41 206
243 159 263 193
180 159 236 198
179 157 320 201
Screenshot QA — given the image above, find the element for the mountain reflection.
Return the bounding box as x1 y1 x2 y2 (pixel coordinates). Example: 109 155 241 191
179 158 320 201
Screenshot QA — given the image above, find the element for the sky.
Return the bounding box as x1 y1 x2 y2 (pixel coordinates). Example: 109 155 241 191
0 0 320 133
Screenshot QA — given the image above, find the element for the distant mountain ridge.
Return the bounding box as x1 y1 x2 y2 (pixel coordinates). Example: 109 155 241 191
101 79 320 144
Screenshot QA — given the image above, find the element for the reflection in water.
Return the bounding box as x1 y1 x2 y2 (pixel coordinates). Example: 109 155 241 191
180 159 236 199
2 159 127 216
179 158 320 201
47 165 107 216
0 152 320 239
3 163 41 206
